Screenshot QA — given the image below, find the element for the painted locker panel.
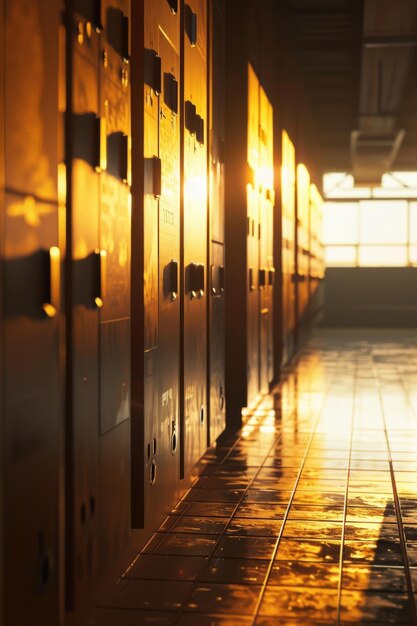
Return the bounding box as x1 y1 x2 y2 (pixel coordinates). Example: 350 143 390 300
136 0 181 528
0 0 4 616
309 183 325 317
281 130 296 364
296 163 310 326
247 63 260 407
259 86 274 394
3 0 62 623
67 7 101 609
265 97 274 385
98 0 132 578
209 242 225 442
181 0 208 476
208 0 226 444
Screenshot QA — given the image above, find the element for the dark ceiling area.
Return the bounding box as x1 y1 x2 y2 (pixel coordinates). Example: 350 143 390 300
290 0 417 184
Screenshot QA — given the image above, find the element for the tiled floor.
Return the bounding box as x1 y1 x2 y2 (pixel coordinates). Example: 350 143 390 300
94 329 417 625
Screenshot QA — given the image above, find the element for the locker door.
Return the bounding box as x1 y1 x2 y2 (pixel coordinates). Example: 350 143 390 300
247 64 260 407
67 2 101 608
296 164 310 328
3 0 62 623
132 0 181 531
181 0 208 476
266 99 275 384
98 0 131 578
281 130 296 364
66 0 131 611
0 0 4 617
208 0 226 444
258 86 273 395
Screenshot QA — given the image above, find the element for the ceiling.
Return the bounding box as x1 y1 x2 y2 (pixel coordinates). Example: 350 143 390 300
289 0 417 184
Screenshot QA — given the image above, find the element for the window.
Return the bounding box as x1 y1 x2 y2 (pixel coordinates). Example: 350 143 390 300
323 172 417 267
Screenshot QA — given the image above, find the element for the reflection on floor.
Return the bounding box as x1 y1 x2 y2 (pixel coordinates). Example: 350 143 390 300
94 329 417 625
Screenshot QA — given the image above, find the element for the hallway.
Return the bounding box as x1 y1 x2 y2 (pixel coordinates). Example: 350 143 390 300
93 330 417 625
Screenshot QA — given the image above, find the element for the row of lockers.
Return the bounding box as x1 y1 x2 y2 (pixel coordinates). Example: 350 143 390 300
0 0 325 624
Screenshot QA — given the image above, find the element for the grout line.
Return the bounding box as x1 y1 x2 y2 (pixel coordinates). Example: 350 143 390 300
373 361 417 626
170 399 288 624
250 366 338 625
335 360 356 626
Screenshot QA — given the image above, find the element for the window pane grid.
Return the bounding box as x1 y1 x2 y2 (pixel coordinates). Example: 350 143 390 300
323 184 417 267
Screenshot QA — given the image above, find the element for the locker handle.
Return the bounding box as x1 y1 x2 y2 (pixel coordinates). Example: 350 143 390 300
169 259 178 301
42 247 60 319
219 265 225 294
259 268 266 287
93 249 107 308
189 262 204 299
268 267 275 286
249 268 255 292
144 49 161 95
185 5 197 46
166 0 178 13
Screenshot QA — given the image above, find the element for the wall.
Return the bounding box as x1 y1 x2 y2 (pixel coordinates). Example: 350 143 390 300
322 267 417 327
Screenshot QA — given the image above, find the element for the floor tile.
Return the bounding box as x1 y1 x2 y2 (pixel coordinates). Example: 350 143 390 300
275 539 341 563
258 586 338 620
153 533 218 557
186 583 261 614
124 554 208 581
107 579 192 611
226 518 283 537
268 561 340 588
340 591 413 623
214 536 277 560
342 565 407 592
200 557 269 585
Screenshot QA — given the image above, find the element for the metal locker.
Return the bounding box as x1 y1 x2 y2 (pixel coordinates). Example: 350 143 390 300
132 0 181 529
208 0 226 444
181 0 208 476
296 163 310 330
66 0 131 612
258 85 274 394
3 0 63 623
247 63 260 407
0 0 5 617
308 183 325 318
98 0 132 580
281 130 296 364
66 3 101 609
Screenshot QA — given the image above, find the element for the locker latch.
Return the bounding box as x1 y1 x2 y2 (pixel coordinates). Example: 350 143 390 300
168 259 178 301
166 0 178 13
144 157 162 197
211 265 225 297
92 249 107 308
107 132 129 183
219 265 225 294
195 114 204 145
249 268 255 291
73 0 103 32
268 267 275 286
164 73 178 115
106 8 130 61
189 263 204 299
185 5 197 46
41 247 60 319
185 100 197 135
72 113 105 171
144 49 162 95
259 268 266 287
